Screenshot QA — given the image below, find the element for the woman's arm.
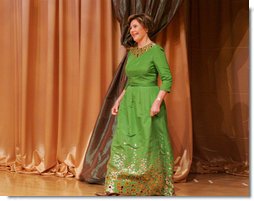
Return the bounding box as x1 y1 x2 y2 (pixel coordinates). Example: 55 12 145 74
111 89 126 115
150 45 172 117
150 90 167 117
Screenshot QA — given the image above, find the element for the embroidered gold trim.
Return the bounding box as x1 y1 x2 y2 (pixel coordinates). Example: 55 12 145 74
128 43 154 57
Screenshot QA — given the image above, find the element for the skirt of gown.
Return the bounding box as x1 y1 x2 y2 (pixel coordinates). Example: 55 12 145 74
104 86 174 196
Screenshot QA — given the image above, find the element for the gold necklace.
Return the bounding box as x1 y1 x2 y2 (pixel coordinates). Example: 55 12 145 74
128 43 154 57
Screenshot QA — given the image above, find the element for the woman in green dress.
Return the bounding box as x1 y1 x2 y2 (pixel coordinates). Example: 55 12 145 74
102 13 174 196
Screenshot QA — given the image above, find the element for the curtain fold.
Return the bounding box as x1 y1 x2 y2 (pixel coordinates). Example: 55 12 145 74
112 0 183 47
154 0 192 182
188 0 249 176
0 0 124 178
79 0 190 183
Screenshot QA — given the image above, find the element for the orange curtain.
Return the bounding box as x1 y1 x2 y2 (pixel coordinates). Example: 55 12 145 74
0 0 125 178
155 1 192 182
188 0 249 175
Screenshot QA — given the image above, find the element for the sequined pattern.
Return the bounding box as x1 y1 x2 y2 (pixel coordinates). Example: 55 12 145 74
105 153 174 196
128 43 154 57
104 86 174 196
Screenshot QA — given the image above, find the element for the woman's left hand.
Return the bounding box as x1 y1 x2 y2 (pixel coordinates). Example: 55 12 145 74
150 101 161 117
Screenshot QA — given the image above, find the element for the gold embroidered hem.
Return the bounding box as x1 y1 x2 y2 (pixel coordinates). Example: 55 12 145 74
104 87 174 196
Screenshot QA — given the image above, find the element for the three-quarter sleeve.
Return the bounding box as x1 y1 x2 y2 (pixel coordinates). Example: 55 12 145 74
153 46 172 92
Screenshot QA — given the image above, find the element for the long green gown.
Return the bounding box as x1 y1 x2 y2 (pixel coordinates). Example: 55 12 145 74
104 43 174 196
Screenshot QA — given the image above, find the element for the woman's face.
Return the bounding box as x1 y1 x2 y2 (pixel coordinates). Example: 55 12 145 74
129 19 148 43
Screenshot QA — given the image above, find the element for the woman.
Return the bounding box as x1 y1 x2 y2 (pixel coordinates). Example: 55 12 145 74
100 13 174 196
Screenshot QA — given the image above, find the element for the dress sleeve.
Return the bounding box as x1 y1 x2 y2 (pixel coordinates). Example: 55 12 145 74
153 45 173 92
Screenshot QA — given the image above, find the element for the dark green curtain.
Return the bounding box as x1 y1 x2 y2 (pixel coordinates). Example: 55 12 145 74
79 0 183 184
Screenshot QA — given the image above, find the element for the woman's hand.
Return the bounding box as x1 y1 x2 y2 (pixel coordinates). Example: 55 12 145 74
150 100 161 117
111 100 120 115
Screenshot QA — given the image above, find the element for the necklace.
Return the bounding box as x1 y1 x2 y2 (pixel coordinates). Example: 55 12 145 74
128 43 154 57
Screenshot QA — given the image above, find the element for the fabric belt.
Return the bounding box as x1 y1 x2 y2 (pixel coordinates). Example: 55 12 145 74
128 83 157 87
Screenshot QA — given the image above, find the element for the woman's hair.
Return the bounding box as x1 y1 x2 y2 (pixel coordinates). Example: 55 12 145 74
128 13 154 35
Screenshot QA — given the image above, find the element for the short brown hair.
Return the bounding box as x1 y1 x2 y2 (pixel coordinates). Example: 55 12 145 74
128 13 154 35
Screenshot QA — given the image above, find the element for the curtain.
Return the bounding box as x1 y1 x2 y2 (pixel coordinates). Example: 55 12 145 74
0 0 248 183
0 0 124 178
79 0 192 184
188 0 249 176
155 0 192 181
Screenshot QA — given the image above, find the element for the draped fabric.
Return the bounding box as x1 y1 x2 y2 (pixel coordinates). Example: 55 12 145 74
155 1 193 181
112 0 184 47
188 0 249 176
0 0 125 178
79 0 192 184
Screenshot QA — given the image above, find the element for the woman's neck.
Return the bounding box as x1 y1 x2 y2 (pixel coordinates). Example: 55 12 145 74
137 37 152 48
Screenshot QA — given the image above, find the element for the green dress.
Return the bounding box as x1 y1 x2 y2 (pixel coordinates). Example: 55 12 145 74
105 43 174 196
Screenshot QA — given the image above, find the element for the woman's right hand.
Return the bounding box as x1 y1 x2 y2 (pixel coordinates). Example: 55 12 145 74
111 101 120 115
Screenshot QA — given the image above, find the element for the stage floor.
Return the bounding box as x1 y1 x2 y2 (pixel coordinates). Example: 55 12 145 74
0 170 249 196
